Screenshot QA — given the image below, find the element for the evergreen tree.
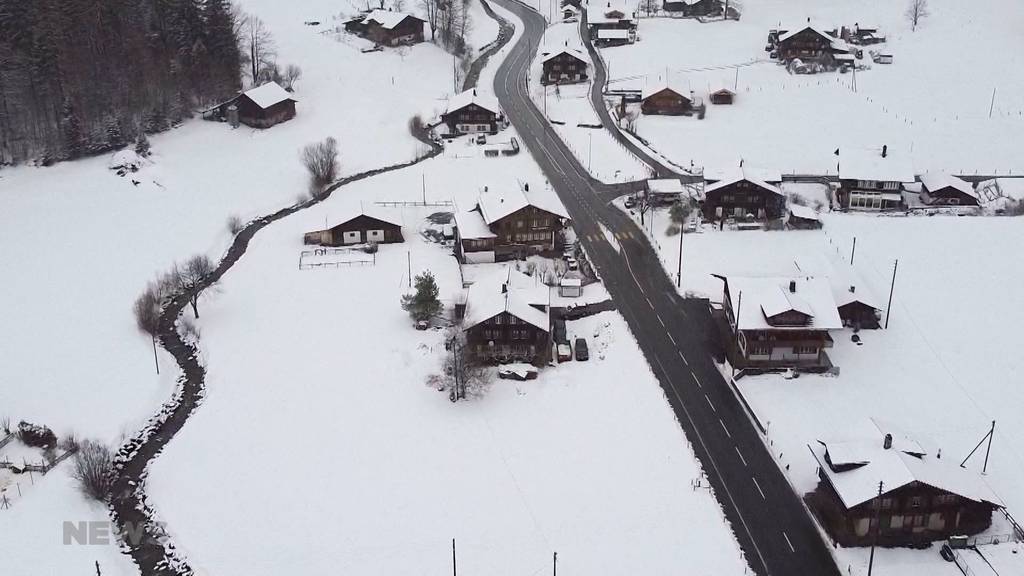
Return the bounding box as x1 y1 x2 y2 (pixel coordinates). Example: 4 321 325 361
401 272 443 323
135 132 152 157
60 99 85 159
105 115 127 149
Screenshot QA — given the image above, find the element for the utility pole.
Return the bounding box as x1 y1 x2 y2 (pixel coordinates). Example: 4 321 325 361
553 551 558 576
588 131 593 172
984 420 996 473
422 173 427 205
884 259 898 329
452 539 457 576
676 221 684 287
850 236 857 265
734 291 743 340
733 65 739 91
407 251 412 288
867 481 883 576
989 87 997 119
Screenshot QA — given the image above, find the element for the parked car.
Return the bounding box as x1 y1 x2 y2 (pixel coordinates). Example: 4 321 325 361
498 364 538 380
624 196 637 209
557 343 572 362
475 134 487 144
566 257 579 271
574 337 589 361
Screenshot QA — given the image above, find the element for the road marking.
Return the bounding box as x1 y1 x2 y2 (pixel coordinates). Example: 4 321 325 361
783 531 796 553
735 446 748 467
645 296 654 309
690 370 700 386
719 419 731 438
704 394 716 412
667 332 676 345
657 314 666 327
753 477 766 500
678 351 689 366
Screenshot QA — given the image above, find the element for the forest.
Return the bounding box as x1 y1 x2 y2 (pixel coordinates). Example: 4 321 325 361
0 0 243 165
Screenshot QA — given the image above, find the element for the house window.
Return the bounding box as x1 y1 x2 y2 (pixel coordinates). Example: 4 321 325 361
794 345 818 355
750 345 770 356
909 496 923 508
935 494 958 505
883 181 899 190
889 515 903 529
517 220 524 228
881 498 893 509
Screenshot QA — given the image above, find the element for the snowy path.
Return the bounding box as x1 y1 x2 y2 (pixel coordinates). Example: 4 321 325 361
107 136 444 576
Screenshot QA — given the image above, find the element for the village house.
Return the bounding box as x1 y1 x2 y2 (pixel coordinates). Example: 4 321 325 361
641 79 694 115
703 172 786 221
715 275 842 370
214 82 297 129
795 257 882 329
454 183 570 263
774 25 851 65
461 267 552 365
344 10 426 46
838 145 915 210
586 1 637 42
663 0 722 17
809 420 1001 547
440 88 503 136
302 207 403 246
919 173 979 206
541 49 588 85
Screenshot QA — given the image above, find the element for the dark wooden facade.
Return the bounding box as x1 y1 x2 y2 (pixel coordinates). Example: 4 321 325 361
221 95 296 129
704 178 785 221
542 52 588 85
776 27 836 62
366 15 425 46
641 88 692 115
838 301 879 329
303 214 403 246
441 103 499 135
709 89 734 105
489 205 563 260
663 0 721 17
465 311 551 365
813 476 996 547
921 184 979 206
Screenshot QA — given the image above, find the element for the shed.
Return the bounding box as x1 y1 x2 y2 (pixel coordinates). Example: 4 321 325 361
641 79 693 115
558 277 583 298
709 88 735 105
221 82 297 128
919 173 979 206
788 204 821 229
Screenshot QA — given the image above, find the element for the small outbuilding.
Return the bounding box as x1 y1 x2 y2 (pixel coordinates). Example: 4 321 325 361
345 10 426 46
787 204 821 229
709 88 735 105
919 173 979 206
216 82 297 129
558 277 583 298
303 208 403 246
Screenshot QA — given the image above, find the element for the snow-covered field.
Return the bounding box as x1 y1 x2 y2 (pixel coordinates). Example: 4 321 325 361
144 146 751 575
601 0 1024 175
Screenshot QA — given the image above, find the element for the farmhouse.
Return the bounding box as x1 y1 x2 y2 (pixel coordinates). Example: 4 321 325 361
303 207 403 246
440 88 502 135
462 267 552 365
214 82 297 129
703 172 785 221
641 80 693 115
663 0 721 17
919 173 979 206
454 183 570 263
809 421 1000 547
345 10 425 46
715 275 842 370
586 1 636 42
541 49 588 84
838 146 915 211
775 25 849 64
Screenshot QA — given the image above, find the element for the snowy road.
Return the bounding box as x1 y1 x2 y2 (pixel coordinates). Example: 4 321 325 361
490 1 841 574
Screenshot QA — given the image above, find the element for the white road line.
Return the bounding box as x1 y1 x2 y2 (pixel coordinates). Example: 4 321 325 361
704 394 716 412
719 420 732 438
645 296 654 309
657 314 666 327
735 446 748 467
783 531 796 553
678 351 689 366
690 370 700 385
753 477 766 500
667 333 677 345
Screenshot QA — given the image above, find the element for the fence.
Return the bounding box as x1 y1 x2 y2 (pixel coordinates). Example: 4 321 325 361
298 247 376 270
373 200 454 207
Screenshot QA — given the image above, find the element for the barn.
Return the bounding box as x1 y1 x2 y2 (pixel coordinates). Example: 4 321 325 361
345 10 425 46
303 208 403 246
218 82 297 129
641 80 693 115
709 88 735 105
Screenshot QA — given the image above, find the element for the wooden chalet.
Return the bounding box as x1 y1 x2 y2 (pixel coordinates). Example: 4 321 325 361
215 82 297 129
919 173 979 206
541 49 588 85
716 275 842 370
345 10 425 46
775 25 846 63
809 421 1000 547
440 88 502 136
709 88 735 105
663 0 722 17
462 267 552 365
586 2 636 42
703 172 785 221
303 208 403 246
794 257 882 330
454 183 570 263
641 80 693 115
838 145 915 211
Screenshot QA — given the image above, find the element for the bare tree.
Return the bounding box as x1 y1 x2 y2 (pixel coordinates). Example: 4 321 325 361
420 0 441 41
282 64 303 91
442 328 490 401
72 440 114 502
242 14 277 84
133 280 167 374
301 137 340 195
906 0 929 31
393 0 407 11
173 255 215 319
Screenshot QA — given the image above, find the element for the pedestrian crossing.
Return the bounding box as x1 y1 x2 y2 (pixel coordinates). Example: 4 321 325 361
585 230 637 242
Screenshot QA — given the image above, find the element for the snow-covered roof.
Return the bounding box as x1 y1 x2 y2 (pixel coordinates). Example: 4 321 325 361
641 77 691 100
648 178 684 195
794 257 883 311
706 164 782 184
597 28 631 39
839 147 914 183
453 210 496 240
788 204 819 221
705 170 783 197
329 205 403 228
811 420 1002 509
476 184 569 225
541 48 587 64
463 267 550 332
242 82 295 109
920 173 977 199
586 2 634 24
718 275 842 331
778 25 835 44
444 88 501 116
365 9 423 29
560 278 582 287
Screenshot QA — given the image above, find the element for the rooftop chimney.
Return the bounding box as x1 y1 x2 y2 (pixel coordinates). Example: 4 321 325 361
502 282 508 294
849 285 856 293
881 144 888 158
883 433 893 450
789 280 797 293
524 183 530 192
806 16 810 23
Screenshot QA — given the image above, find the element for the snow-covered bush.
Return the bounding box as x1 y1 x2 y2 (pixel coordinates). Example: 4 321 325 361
72 440 114 502
17 420 56 448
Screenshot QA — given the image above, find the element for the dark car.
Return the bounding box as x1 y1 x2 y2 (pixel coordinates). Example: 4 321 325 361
574 337 589 361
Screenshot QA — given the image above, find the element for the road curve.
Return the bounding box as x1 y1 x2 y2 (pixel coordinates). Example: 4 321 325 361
489 2 842 575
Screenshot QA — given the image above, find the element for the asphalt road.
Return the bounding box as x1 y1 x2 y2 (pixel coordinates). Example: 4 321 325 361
490 2 843 574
